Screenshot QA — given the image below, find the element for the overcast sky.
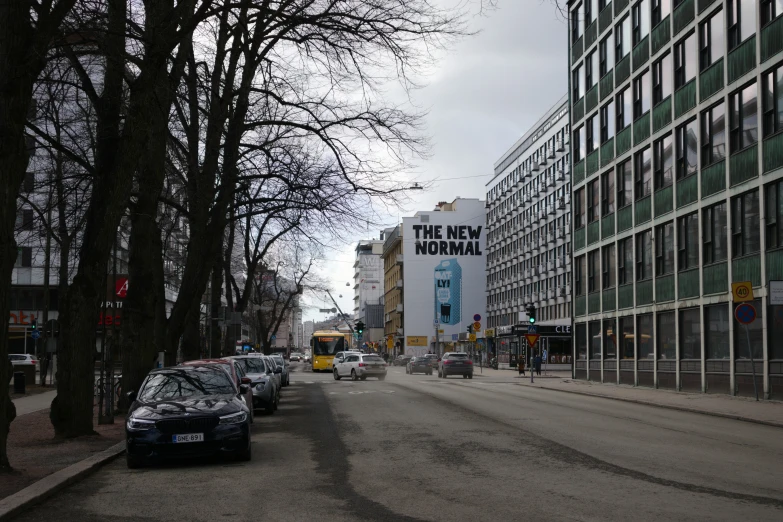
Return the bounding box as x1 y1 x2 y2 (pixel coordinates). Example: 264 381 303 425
304 0 568 322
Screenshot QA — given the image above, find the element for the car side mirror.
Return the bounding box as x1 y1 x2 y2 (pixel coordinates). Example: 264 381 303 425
240 376 251 385
274 367 282 374
239 384 250 395
126 390 137 403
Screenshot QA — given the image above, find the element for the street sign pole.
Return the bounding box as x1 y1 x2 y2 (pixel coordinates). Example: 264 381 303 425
745 323 758 401
734 302 759 401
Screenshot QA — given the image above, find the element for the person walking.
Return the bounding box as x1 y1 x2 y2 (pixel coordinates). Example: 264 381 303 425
518 358 525 376
534 353 542 376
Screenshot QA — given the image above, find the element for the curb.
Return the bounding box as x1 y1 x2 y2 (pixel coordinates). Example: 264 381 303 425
522 383 783 429
0 441 125 521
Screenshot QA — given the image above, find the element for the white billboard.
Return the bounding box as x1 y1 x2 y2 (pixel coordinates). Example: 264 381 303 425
402 199 486 356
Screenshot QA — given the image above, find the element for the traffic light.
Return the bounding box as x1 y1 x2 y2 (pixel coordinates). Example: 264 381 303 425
466 324 473 333
355 321 365 335
526 304 537 324
31 319 37 330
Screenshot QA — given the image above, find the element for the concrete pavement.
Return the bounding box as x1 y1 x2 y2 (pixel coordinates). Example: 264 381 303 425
9 363 783 521
11 391 56 417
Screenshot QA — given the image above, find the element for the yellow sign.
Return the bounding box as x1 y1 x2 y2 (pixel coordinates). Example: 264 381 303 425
473 321 481 331
438 329 444 334
468 333 476 342
525 334 540 348
732 281 754 302
386 337 394 349
485 328 495 338
407 336 428 347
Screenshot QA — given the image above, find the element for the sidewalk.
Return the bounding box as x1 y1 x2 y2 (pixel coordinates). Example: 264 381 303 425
517 377 783 428
12 390 57 416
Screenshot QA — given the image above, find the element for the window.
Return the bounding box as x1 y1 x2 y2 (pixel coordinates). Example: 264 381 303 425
620 316 634 358
587 179 600 223
652 53 672 105
701 103 726 166
699 9 724 71
573 63 584 100
727 0 756 50
586 50 599 90
632 0 650 46
703 202 728 263
588 249 599 292
571 2 583 43
574 124 585 161
653 134 673 189
679 308 701 359
589 321 602 358
766 180 783 249
600 100 615 142
657 312 675 359
616 15 632 60
585 0 598 27
602 244 616 289
15 247 32 268
705 304 729 359
618 237 634 284
633 69 651 118
637 314 654 359
617 159 633 208
575 187 585 228
603 318 617 359
675 118 698 178
762 0 783 26
732 190 761 257
575 255 586 296
599 34 614 76
636 229 653 280
676 35 698 92
587 113 599 153
634 147 652 199
616 86 632 130
729 82 759 152
652 0 671 26
17 208 33 231
576 323 587 359
763 64 783 137
678 212 699 269
601 170 615 215
655 221 675 275
23 172 34 193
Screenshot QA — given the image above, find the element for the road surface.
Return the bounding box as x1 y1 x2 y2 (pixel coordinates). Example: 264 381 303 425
12 362 783 521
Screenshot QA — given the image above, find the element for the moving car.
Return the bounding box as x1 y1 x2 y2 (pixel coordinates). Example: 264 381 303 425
8 354 38 366
270 354 290 387
393 355 412 367
125 365 252 468
438 352 473 379
406 356 433 375
289 353 302 362
423 354 439 369
227 356 278 414
181 359 254 423
333 353 387 381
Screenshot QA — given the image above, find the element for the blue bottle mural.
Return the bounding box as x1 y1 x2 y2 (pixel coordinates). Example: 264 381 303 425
434 259 462 325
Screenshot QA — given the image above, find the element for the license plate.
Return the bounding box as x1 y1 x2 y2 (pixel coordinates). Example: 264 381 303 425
172 433 204 443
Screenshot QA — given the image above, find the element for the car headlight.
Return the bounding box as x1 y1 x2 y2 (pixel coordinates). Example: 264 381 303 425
255 382 265 391
126 417 156 431
219 411 248 424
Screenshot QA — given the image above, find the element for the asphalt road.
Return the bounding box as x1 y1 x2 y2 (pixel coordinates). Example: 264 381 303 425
12 362 783 521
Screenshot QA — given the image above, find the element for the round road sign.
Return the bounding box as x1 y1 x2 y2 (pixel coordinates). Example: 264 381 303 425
473 314 481 322
734 303 757 325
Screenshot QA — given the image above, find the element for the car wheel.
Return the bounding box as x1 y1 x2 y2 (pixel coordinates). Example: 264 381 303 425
463 374 467 379
265 400 275 414
333 369 341 380
126 453 144 469
237 437 252 462
274 391 280 410
249 404 255 423
468 373 473 379
378 375 386 381
360 375 367 381
442 370 447 379
351 369 358 381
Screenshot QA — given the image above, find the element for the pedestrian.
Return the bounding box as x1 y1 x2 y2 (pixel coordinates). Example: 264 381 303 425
534 353 542 375
518 358 525 376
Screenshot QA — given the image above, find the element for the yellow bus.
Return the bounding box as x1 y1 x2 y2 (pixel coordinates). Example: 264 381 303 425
310 330 347 372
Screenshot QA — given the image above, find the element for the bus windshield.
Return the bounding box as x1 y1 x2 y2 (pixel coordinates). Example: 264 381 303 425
313 336 345 356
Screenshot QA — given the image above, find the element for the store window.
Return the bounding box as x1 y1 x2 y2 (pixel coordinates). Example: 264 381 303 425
680 308 701 359
657 312 676 359
705 304 730 359
589 321 601 359
576 323 587 360
637 314 654 359
603 318 617 359
619 316 635 359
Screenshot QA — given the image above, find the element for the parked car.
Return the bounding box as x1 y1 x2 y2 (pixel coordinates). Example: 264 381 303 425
438 352 473 379
393 355 412 367
270 354 290 387
8 354 38 366
181 359 254 423
125 365 252 468
406 357 432 375
423 354 439 369
255 355 283 391
333 353 387 381
226 356 278 414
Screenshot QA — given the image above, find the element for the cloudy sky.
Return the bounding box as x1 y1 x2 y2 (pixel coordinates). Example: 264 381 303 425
304 0 568 321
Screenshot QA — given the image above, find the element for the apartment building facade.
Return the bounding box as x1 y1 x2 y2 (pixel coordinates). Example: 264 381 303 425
485 96 573 365
568 0 783 398
382 225 404 353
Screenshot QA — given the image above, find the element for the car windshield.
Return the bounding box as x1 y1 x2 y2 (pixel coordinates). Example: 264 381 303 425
236 358 265 374
138 368 236 401
448 353 468 359
313 336 345 355
362 356 384 363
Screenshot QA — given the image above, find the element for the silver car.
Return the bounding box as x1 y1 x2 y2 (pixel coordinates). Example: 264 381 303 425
270 354 290 387
333 354 387 381
228 356 278 414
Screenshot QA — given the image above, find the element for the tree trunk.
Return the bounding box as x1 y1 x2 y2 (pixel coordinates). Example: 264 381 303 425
181 309 202 361
209 257 222 358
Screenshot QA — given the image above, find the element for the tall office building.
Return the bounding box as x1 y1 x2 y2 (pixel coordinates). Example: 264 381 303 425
568 0 783 397
485 96 573 367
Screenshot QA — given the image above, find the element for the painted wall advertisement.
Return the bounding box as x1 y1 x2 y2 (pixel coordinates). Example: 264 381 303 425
402 199 486 357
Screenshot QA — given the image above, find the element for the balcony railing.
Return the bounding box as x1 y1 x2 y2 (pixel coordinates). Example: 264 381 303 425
600 138 615 167
733 254 761 288
573 97 585 122
632 36 649 72
655 274 675 303
602 288 616 312
572 35 584 63
634 196 651 225
701 160 726 198
728 36 757 84
636 279 653 306
587 221 600 245
768 248 783 280
762 12 783 63
600 70 614 101
764 131 783 173
633 112 651 145
700 59 724 102
703 261 728 295
678 268 700 299
602 213 615 239
651 17 671 55
586 150 600 177
618 283 634 309
599 3 613 34
617 205 633 233
616 125 632 157
586 85 599 114
573 159 585 185
676 173 698 208
652 96 672 133
616 54 631 86
673 0 694 36
654 185 673 217
729 145 759 186
674 79 697 118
